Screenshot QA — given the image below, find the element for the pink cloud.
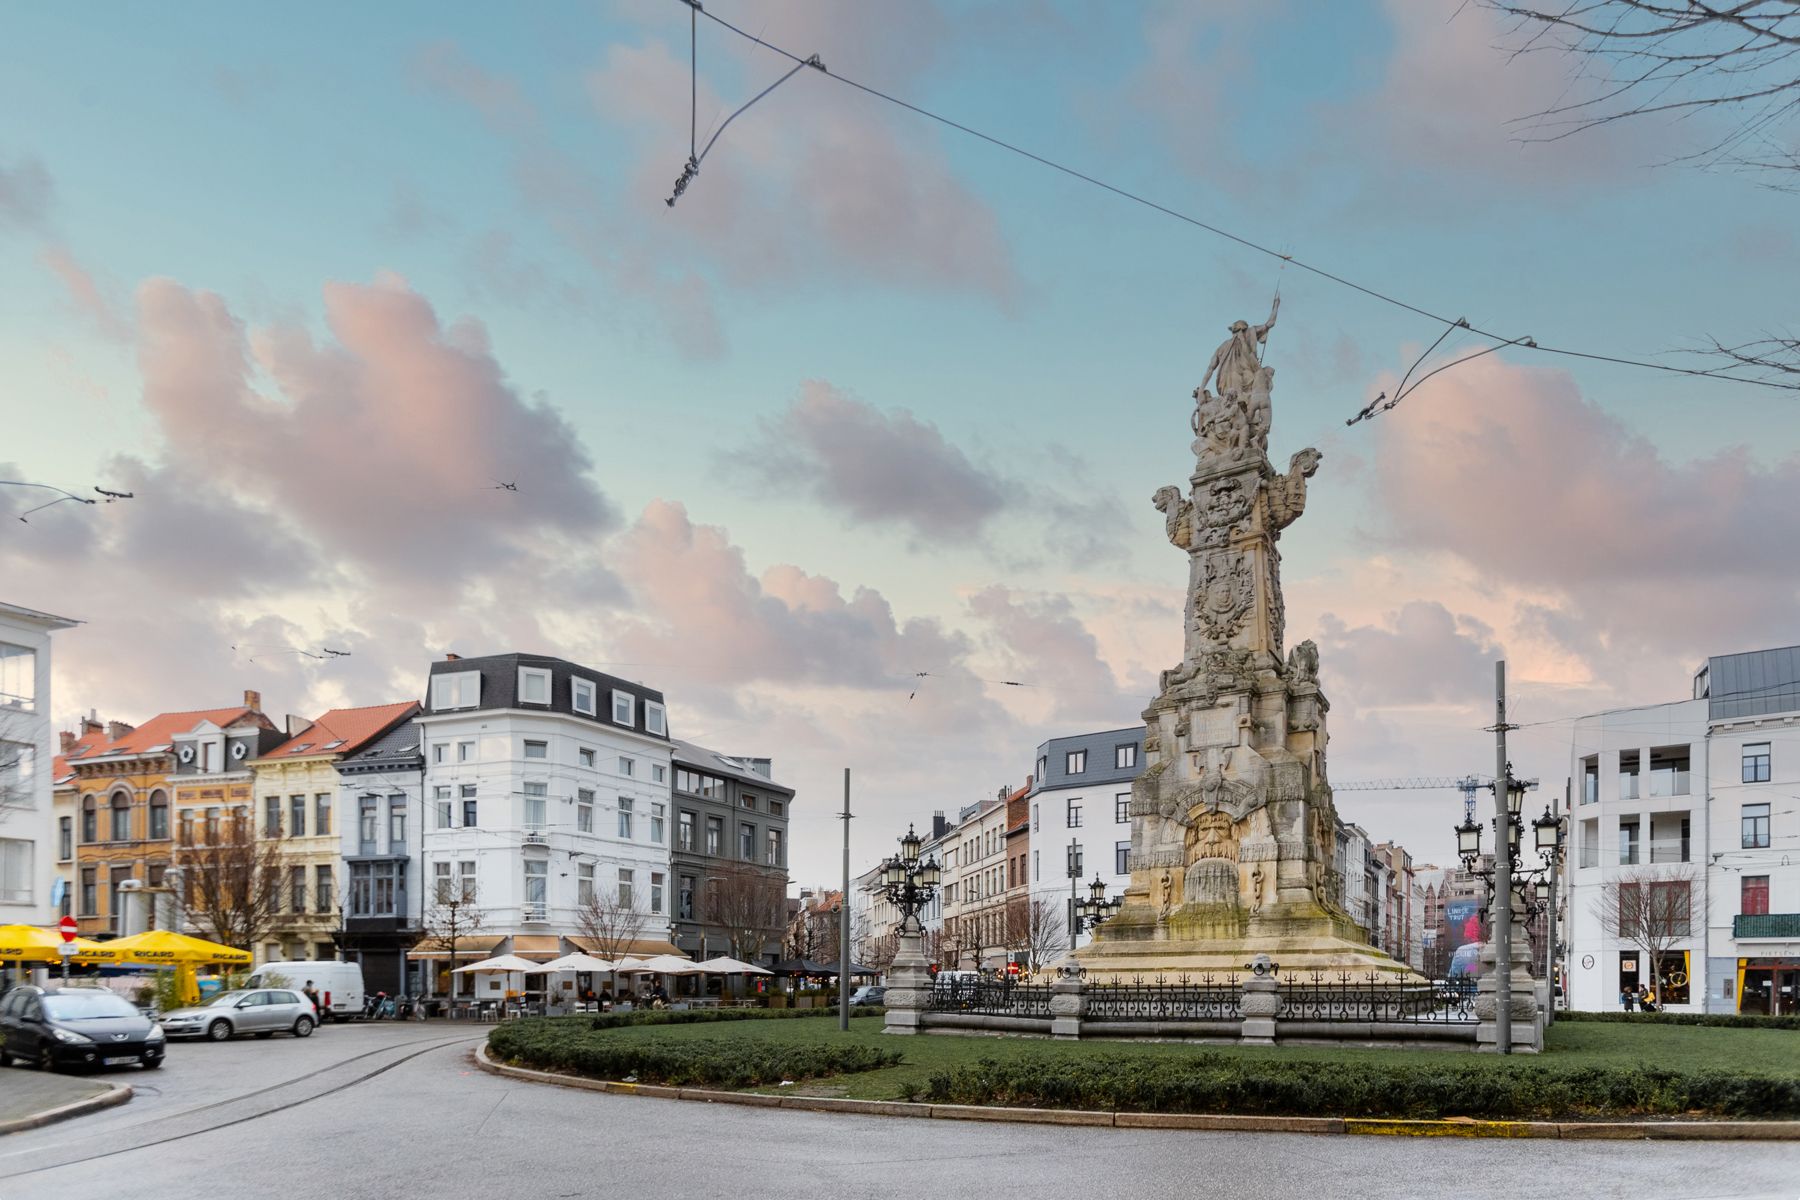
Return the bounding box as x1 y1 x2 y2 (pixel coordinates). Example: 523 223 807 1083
39 245 129 341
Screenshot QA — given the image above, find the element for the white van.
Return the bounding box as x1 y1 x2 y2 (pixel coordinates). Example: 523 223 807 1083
246 962 364 1022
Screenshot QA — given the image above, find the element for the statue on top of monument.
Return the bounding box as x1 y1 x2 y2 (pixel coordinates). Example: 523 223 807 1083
1193 296 1280 466
1200 294 1280 402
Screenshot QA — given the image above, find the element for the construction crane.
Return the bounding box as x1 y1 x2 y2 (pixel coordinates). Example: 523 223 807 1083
1332 776 1491 821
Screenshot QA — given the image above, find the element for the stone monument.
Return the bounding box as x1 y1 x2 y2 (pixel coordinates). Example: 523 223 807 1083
1080 299 1412 978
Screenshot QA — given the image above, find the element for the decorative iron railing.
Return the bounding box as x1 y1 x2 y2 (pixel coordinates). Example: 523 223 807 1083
925 977 1053 1017
1275 971 1477 1024
1087 973 1242 1021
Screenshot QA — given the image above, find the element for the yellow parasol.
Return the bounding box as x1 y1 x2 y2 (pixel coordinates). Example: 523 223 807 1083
103 930 253 1006
0 923 119 963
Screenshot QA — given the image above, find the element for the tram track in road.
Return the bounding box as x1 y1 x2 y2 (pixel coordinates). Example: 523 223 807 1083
3 1031 483 1179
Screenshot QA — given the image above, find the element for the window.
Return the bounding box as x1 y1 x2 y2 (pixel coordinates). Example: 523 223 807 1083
0 642 35 709
1648 746 1690 797
523 739 548 760
148 792 168 840
679 874 696 921
650 802 665 844
316 793 332 837
432 743 447 764
678 810 696 851
766 827 783 866
1032 804 1039 832
675 769 727 798
572 677 597 716
458 860 476 901
579 747 595 769
1649 812 1690 863
433 861 452 903
652 764 666 784
179 811 194 847
58 816 72 861
740 822 756 861
617 868 635 907
612 691 635 726
289 865 307 913
289 795 306 838
1742 875 1770 916
1618 816 1640 865
1066 750 1087 774
80 867 96 915
1067 799 1083 829
360 798 379 850
618 796 634 839
1037 755 1048 783
1743 743 1772 784
434 786 452 829
1115 744 1137 769
644 702 666 736
518 666 551 705
1743 803 1771 849
767 798 782 817
349 861 405 918
1116 841 1131 875
577 789 594 834
578 863 595 907
264 796 282 838
705 815 723 856
387 799 405 848
1650 880 1692 937
458 740 475 763
1579 818 1599 869
109 792 131 841
741 793 758 811
109 871 128 929
461 784 478 828
524 860 547 908
315 866 333 913
0 839 31 904
1580 755 1598 805
650 871 664 913
431 670 480 710
1115 793 1130 823
618 756 634 777
81 796 96 843
1618 750 1639 800
524 781 548 829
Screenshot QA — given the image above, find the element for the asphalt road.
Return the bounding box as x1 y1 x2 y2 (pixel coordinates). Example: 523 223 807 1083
3 1022 1797 1200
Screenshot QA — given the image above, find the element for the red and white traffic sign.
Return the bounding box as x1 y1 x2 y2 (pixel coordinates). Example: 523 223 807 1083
58 915 78 943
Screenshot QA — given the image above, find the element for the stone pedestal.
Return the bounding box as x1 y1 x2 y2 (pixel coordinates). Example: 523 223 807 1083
1049 966 1086 1040
882 928 930 1036
1240 973 1278 1044
1474 909 1542 1054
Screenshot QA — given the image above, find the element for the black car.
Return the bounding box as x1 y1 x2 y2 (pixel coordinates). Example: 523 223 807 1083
0 985 165 1071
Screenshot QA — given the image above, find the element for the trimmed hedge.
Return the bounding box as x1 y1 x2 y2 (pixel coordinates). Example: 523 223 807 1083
920 1053 1800 1119
580 1006 883 1032
1559 1010 1800 1031
488 1017 900 1088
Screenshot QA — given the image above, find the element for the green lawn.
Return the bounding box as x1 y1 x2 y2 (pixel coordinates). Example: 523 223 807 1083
594 1015 1800 1103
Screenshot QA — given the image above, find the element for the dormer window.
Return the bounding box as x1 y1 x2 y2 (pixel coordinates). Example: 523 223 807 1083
518 666 552 706
432 671 480 711
644 701 666 736
572 677 597 716
612 690 634 726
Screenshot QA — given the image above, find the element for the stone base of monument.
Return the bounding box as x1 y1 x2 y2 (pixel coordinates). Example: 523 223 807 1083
1077 899 1421 981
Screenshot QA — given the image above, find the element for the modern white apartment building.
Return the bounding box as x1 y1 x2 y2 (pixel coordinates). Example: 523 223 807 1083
0 601 80 928
1027 727 1144 954
414 653 675 991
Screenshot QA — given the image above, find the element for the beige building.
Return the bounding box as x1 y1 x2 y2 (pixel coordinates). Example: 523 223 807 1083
249 702 418 965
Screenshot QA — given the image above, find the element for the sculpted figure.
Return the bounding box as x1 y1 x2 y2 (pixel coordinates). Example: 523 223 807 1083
1157 871 1174 919
1200 296 1280 401
1152 485 1194 550
1286 639 1320 684
1186 808 1237 863
1267 447 1323 532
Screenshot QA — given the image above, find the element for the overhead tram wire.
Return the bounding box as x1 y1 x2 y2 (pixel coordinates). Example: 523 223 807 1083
680 1 1800 402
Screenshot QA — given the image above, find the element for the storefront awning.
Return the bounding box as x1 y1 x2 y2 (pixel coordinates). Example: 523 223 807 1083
568 936 684 959
408 935 505 960
510 935 562 960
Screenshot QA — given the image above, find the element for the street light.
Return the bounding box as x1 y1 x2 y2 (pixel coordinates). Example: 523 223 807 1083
1074 875 1121 933
1533 806 1562 856
1506 776 1528 820
1456 815 1482 864
878 828 940 935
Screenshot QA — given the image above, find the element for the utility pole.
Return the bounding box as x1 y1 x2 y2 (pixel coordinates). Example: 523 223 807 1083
1492 660 1514 1055
1066 839 1081 953
839 767 851 1033
1545 784 1561 1024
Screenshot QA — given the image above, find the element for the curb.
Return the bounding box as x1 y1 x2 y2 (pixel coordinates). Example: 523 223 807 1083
470 1045 1800 1141
0 1082 132 1136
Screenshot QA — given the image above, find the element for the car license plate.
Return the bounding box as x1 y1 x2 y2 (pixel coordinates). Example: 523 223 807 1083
103 1055 138 1066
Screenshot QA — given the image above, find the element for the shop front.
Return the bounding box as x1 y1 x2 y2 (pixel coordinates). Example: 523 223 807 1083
1737 958 1800 1015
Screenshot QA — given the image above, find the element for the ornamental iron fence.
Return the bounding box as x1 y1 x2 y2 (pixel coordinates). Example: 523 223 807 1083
1274 971 1477 1024
1087 973 1242 1022
925 976 1053 1018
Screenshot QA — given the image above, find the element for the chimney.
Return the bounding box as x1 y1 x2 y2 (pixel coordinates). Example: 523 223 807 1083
932 810 948 839
243 689 262 712
444 653 461 662
106 720 134 743
82 710 102 734
60 730 76 753
996 785 1009 801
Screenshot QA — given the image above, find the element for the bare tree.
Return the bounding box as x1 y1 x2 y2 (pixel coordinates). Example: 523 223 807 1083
1005 896 1067 974
575 884 650 961
857 929 899 974
419 888 487 998
707 863 785 962
1592 865 1703 1000
179 811 287 951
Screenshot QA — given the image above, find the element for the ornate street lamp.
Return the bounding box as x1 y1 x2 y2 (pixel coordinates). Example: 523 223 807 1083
1456 814 1482 865
900 824 922 867
1073 875 1121 933
1533 807 1563 858
879 828 940 936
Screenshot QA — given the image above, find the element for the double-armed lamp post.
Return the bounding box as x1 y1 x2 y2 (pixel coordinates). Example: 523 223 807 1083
1073 875 1122 935
879 824 942 937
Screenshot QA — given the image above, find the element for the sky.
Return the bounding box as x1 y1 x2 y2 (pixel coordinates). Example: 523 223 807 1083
3 0 1797 888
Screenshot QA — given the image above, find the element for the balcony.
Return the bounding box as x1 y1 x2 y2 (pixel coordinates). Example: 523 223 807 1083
520 905 548 923
522 828 549 847
1735 913 1800 939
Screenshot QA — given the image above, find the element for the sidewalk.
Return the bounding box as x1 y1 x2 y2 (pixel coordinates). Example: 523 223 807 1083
0 1071 131 1134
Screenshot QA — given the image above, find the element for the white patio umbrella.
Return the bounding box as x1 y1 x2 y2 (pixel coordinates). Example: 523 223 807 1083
451 954 541 974
618 953 702 975
527 952 616 974
692 956 772 976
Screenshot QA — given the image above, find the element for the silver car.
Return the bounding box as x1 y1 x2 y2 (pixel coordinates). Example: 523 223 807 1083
159 989 316 1042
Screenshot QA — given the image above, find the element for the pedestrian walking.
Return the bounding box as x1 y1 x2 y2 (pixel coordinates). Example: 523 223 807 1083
1620 987 1635 1012
302 981 321 1015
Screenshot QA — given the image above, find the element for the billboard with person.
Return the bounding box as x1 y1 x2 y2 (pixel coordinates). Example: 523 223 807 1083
1445 899 1484 977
